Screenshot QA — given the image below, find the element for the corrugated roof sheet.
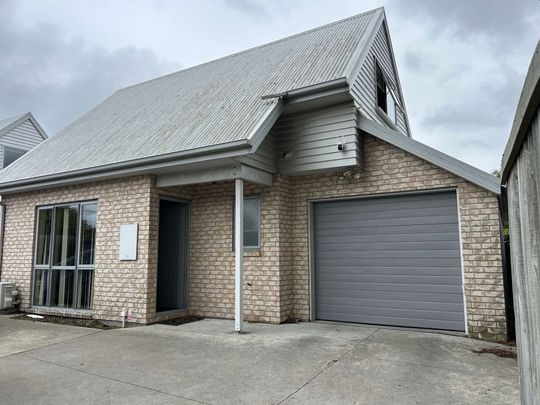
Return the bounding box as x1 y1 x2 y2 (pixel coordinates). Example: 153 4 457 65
0 8 381 184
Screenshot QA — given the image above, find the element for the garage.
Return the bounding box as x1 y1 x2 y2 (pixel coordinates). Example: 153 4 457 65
312 190 466 331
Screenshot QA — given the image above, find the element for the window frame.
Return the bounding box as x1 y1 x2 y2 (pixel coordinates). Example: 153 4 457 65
232 194 261 251
32 200 97 310
375 61 401 125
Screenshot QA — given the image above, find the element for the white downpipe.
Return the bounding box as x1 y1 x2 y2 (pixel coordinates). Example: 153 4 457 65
234 178 244 333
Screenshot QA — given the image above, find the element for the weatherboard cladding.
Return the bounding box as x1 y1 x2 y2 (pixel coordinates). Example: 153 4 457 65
0 120 44 150
351 22 408 136
236 134 276 173
274 102 359 174
0 9 380 185
0 114 25 132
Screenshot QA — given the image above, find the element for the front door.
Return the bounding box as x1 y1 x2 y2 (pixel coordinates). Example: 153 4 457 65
156 199 189 312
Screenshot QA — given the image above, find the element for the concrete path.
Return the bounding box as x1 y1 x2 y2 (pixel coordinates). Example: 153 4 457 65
0 315 519 404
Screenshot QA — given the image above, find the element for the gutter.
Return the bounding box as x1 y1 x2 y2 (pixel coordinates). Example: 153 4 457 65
0 140 252 194
261 77 349 100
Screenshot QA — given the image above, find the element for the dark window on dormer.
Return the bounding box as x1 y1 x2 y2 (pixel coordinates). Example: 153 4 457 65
376 63 399 125
3 146 27 168
376 64 387 112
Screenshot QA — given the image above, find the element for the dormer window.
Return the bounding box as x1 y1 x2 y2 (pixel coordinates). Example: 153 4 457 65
376 63 399 125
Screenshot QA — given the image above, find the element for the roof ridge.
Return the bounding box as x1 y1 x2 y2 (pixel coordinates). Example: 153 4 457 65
118 7 383 92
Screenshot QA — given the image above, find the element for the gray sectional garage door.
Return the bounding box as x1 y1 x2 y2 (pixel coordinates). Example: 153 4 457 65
313 190 465 331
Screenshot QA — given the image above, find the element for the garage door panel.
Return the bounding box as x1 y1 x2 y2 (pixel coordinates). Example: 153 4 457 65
315 193 456 214
317 281 463 294
316 303 465 322
316 249 460 260
313 190 465 331
315 206 460 223
318 289 463 303
315 215 459 229
315 240 461 252
316 258 460 267
315 312 465 331
315 265 462 277
317 296 464 312
316 232 460 244
317 223 460 237
316 273 462 286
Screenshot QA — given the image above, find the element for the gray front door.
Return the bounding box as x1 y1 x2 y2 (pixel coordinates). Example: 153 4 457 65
157 199 189 312
313 190 465 331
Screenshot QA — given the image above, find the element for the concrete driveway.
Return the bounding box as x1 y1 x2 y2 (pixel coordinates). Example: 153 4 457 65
0 314 519 404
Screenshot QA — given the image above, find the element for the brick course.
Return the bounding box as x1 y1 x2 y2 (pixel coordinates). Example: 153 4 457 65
0 135 506 341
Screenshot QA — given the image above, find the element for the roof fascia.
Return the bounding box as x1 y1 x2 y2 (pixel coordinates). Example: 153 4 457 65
358 117 501 194
261 77 349 100
0 113 31 139
379 15 412 137
247 99 284 151
27 112 48 140
342 7 384 84
0 141 251 194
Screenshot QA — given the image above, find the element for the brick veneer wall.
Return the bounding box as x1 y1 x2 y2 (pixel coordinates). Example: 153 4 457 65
165 135 505 340
172 178 293 323
287 135 505 341
0 176 155 323
0 135 506 340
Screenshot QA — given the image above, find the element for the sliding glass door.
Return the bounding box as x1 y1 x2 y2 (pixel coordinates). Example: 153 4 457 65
33 202 97 310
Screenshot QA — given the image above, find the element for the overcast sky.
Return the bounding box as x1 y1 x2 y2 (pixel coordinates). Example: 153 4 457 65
1 0 539 172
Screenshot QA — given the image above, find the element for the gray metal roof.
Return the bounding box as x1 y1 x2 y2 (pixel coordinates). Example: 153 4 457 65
0 8 381 186
358 117 501 194
501 40 540 182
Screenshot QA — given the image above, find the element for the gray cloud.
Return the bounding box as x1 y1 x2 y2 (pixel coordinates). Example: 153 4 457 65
391 0 539 44
0 1 179 135
388 0 540 171
224 0 270 18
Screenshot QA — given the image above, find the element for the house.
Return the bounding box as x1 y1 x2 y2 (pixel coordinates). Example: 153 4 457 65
501 40 540 403
0 8 507 341
0 112 47 169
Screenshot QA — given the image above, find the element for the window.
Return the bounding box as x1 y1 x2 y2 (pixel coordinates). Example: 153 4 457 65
3 146 27 168
376 63 399 124
33 202 97 310
243 196 260 249
233 195 261 250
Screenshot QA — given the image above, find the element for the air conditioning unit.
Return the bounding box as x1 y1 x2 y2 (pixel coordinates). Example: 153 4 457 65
0 282 16 310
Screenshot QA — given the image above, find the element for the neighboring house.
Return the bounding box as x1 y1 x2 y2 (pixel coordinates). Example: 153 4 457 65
501 40 540 404
0 8 507 341
0 112 47 169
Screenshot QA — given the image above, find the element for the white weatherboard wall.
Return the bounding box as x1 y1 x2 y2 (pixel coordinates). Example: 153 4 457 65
351 22 409 136
273 102 360 174
1 119 44 150
0 119 45 169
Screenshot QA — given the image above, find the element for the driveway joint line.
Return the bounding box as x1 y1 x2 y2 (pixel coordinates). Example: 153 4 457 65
26 355 213 405
276 327 381 404
0 328 103 359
